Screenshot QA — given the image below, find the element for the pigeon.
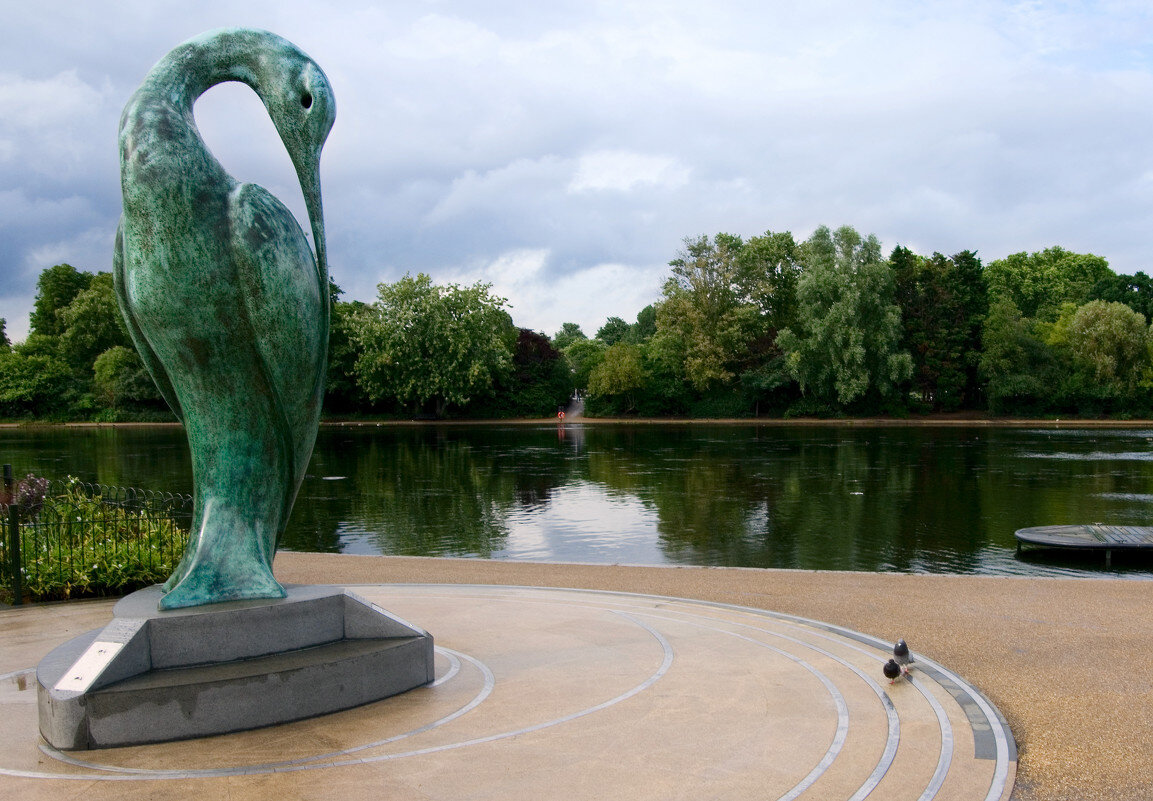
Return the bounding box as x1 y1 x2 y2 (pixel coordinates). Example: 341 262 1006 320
883 659 902 683
893 639 914 674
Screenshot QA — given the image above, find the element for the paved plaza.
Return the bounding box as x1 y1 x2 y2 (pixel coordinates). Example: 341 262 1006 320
3 553 1152 799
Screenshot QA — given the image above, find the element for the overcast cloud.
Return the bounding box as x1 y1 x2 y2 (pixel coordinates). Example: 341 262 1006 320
3 1 1153 342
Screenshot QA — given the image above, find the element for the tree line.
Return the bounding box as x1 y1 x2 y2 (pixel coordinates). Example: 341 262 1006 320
4 223 1153 421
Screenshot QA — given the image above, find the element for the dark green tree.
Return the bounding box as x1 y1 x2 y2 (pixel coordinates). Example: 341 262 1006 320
58 272 131 372
596 316 631 345
552 322 587 350
657 233 761 390
481 329 574 417
30 263 93 338
587 342 647 414
324 281 373 414
892 247 986 410
1087 271 1153 322
738 229 802 334
0 318 8 351
627 304 657 344
979 299 1058 414
92 345 164 411
0 349 74 418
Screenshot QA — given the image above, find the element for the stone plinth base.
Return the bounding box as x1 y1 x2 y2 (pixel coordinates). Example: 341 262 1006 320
37 585 434 750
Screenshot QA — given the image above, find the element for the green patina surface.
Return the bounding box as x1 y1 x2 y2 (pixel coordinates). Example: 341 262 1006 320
113 28 336 609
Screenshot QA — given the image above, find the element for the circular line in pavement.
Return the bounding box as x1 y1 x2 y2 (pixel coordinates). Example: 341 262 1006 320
29 612 674 781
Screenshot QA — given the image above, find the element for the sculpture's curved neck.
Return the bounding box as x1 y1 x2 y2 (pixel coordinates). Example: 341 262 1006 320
146 29 281 111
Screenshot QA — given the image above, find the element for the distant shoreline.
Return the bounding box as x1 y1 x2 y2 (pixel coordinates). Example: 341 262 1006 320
4 413 1153 429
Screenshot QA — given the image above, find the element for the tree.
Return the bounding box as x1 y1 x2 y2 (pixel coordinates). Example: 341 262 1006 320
776 225 912 409
0 349 74 418
596 316 630 345
353 273 516 417
325 282 373 413
490 329 574 417
563 337 607 392
587 342 647 413
738 229 802 333
979 298 1057 414
0 318 8 351
657 233 761 390
58 272 131 371
984 247 1112 321
627 305 657 344
1067 300 1150 394
92 345 163 409
553 322 587 350
892 247 986 410
1087 271 1153 322
30 263 93 338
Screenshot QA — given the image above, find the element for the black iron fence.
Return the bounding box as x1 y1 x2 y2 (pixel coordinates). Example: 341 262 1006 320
1 465 192 605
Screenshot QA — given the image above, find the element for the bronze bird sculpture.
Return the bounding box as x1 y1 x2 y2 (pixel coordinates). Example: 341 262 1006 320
113 28 336 609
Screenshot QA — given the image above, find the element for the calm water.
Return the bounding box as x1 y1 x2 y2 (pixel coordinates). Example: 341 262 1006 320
4 423 1153 579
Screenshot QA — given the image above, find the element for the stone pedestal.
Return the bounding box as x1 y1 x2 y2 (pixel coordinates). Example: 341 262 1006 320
37 585 434 750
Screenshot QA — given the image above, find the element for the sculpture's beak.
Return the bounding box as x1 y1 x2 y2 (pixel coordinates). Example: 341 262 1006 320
298 158 327 290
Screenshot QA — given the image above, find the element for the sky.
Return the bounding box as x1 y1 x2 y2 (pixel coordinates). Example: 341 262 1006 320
3 1 1153 344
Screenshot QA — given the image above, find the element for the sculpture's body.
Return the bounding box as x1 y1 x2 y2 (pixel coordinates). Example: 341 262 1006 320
114 28 335 609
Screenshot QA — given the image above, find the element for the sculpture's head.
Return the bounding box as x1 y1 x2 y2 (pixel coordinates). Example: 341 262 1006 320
259 37 336 286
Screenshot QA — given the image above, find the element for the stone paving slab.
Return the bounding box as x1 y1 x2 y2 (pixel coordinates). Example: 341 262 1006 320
0 584 1013 800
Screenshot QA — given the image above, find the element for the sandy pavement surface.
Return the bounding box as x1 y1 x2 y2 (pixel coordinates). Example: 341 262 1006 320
273 552 1153 801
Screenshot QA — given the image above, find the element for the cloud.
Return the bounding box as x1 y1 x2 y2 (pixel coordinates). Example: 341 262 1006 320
4 0 1153 345
444 249 665 337
568 151 689 193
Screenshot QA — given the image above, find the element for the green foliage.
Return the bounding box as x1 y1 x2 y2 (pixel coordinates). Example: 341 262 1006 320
2 478 189 603
738 229 802 333
1067 300 1151 394
587 342 647 413
59 273 132 371
325 296 373 413
0 317 8 351
657 233 764 390
0 349 74 418
979 299 1057 414
985 247 1112 321
552 322 587 350
92 346 163 411
564 337 607 391
1087 271 1153 322
776 225 912 409
628 304 657 344
892 247 987 410
353 273 516 416
596 316 631 345
30 263 93 338
474 329 574 417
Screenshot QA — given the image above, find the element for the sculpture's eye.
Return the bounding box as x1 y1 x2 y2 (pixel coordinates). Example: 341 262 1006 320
301 91 313 109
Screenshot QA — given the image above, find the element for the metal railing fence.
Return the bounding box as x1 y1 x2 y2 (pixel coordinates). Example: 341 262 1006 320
1 465 192 605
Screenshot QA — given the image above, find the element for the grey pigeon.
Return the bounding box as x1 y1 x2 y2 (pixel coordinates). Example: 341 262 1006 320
893 639 914 669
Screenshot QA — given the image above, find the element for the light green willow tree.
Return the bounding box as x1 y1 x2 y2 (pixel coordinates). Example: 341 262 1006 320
776 225 912 408
354 273 516 416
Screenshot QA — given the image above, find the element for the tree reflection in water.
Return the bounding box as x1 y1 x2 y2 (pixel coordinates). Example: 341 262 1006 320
4 424 1153 576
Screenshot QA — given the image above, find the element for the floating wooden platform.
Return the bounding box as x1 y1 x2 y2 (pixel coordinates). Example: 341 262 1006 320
1015 524 1153 566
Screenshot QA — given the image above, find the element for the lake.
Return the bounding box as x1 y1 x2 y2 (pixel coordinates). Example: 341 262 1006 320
3 422 1153 579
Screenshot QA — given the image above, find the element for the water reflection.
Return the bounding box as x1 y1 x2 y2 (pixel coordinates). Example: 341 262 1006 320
3 423 1153 578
